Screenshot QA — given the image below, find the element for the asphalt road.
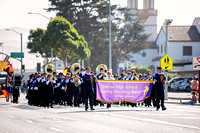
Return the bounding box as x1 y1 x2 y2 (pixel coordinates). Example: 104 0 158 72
0 94 200 133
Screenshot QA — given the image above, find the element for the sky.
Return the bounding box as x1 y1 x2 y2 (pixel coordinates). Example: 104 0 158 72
1 0 200 30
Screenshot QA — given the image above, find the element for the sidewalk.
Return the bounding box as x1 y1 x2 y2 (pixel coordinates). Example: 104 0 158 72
166 92 200 106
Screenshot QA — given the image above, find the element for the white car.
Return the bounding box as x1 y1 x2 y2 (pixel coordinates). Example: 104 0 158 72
171 80 183 91
179 78 192 92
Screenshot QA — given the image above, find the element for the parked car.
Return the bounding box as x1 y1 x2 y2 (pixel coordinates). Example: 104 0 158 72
168 77 183 91
0 72 7 83
170 80 183 91
179 78 192 92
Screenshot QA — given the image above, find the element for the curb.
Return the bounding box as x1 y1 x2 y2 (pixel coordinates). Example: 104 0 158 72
166 100 200 106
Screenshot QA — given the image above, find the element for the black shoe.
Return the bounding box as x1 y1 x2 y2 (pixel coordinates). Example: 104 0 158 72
91 108 95 111
156 108 159 111
162 107 166 111
85 107 88 111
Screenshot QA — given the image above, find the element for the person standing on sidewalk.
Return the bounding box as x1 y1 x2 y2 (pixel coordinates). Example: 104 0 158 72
153 67 166 111
190 77 199 93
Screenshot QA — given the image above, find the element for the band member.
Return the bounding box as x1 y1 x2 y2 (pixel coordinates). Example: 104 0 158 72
79 68 85 104
97 68 106 79
60 75 69 106
127 72 132 80
67 73 74 106
83 67 95 111
144 73 152 107
131 70 138 80
5 76 13 102
153 67 166 111
54 73 63 105
104 71 114 108
45 74 54 108
73 73 81 107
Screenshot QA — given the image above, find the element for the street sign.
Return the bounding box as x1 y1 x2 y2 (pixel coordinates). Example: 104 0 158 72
10 52 24 58
192 57 200 70
160 54 173 70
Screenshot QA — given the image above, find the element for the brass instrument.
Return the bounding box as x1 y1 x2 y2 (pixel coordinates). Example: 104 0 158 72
45 64 55 75
90 75 93 84
70 63 80 87
65 85 67 92
96 64 108 74
51 77 56 81
51 81 54 87
133 72 138 77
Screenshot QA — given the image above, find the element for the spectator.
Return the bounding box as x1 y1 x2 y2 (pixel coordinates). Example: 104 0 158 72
190 77 199 92
180 91 197 105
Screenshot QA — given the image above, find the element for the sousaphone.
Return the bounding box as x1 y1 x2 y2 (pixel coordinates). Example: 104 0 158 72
96 64 108 74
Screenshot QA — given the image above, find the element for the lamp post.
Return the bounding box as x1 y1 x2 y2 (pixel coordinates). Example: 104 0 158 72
163 19 173 100
0 42 3 60
109 0 112 71
27 12 51 20
5 29 23 74
28 12 56 70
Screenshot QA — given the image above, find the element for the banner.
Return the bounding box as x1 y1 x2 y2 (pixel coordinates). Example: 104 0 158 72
96 80 153 103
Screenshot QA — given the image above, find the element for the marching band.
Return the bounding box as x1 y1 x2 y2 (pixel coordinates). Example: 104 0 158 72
0 63 166 111
24 64 166 111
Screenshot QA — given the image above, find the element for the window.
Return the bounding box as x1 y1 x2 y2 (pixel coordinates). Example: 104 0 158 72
142 52 146 57
183 46 192 56
161 45 163 54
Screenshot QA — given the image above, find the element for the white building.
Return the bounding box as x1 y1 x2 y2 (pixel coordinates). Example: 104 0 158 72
119 0 157 73
120 0 200 76
154 18 200 76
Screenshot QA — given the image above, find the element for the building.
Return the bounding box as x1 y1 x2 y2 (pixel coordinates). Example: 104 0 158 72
120 0 200 76
154 18 200 76
119 0 157 73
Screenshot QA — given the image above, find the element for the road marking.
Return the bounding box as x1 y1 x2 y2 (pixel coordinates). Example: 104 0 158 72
27 120 34 123
175 117 199 119
98 112 200 130
7 115 14 118
53 121 62 123
50 127 62 132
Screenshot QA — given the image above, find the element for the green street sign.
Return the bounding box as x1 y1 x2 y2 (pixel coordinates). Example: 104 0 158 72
10 52 24 58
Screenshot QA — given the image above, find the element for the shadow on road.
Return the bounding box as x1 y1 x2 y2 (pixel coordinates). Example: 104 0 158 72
58 109 154 114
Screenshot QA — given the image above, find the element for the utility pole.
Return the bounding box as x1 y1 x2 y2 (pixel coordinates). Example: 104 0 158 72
109 0 112 71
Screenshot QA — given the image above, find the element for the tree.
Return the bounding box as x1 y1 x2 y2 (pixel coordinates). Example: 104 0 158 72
46 1 149 73
27 28 51 63
27 16 91 67
43 16 90 67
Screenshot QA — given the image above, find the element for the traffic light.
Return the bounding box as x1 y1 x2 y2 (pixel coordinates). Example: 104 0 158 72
21 64 25 73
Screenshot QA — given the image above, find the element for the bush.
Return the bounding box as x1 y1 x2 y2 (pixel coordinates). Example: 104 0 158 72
168 73 180 80
126 64 152 74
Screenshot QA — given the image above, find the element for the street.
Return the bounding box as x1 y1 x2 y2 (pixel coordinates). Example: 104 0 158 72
0 94 200 133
